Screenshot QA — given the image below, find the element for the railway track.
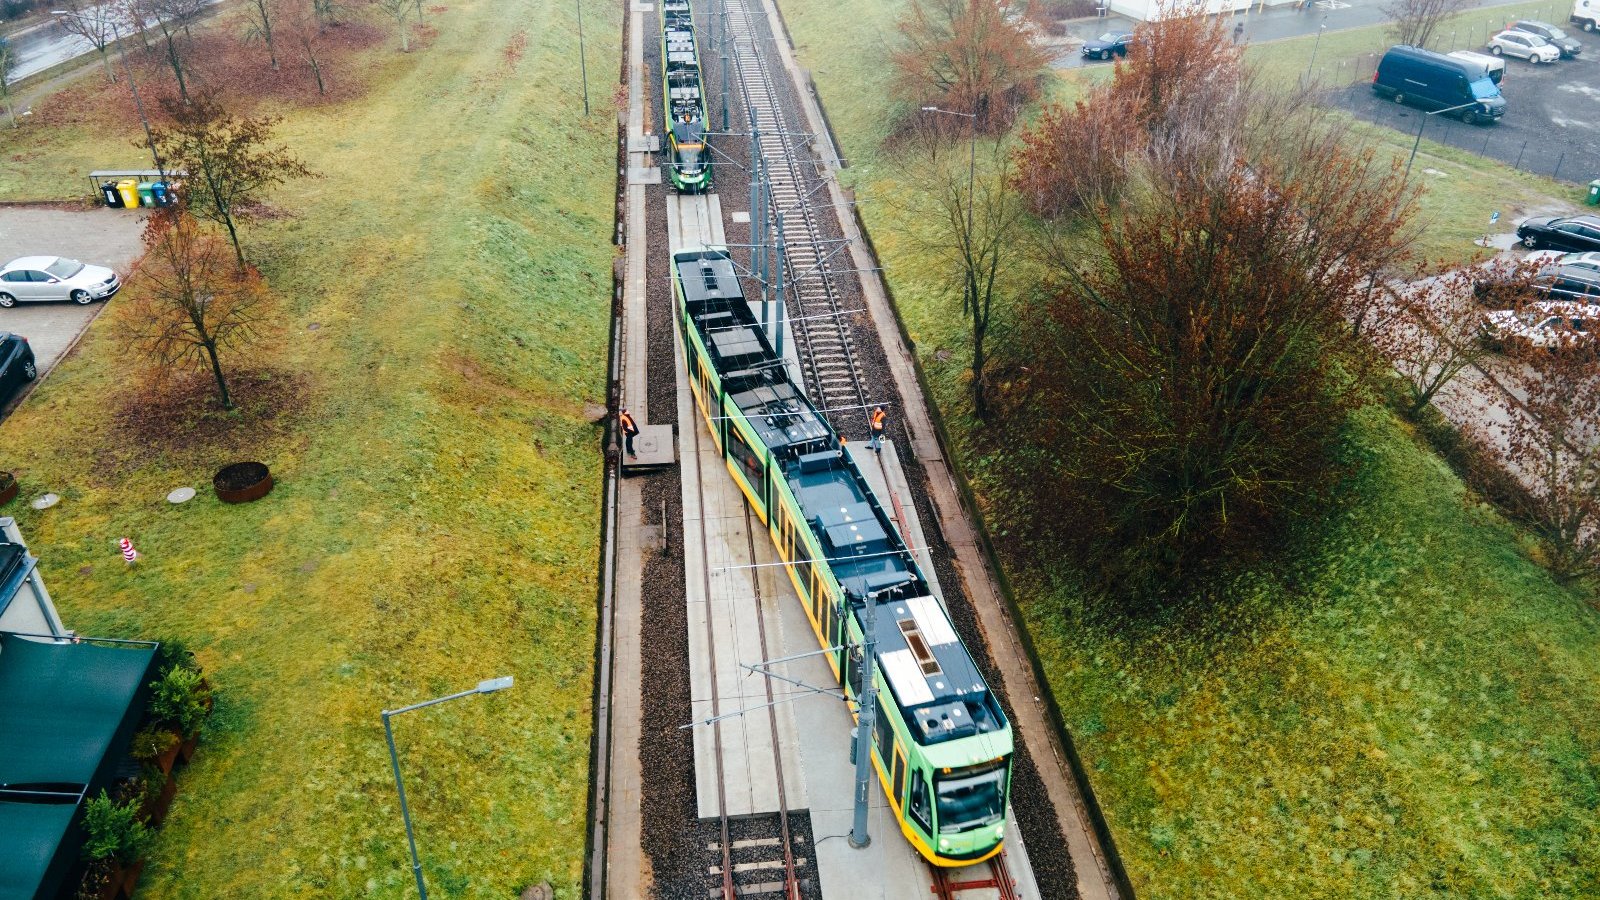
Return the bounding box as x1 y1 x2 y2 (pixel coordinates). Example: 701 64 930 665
721 0 870 429
687 381 812 900
929 853 1021 900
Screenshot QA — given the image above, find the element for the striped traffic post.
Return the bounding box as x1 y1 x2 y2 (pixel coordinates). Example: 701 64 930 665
119 537 138 565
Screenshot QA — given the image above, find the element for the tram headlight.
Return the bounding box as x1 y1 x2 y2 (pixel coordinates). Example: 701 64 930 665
939 839 951 850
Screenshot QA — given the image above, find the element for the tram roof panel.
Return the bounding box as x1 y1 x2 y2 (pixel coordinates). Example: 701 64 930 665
873 595 1001 744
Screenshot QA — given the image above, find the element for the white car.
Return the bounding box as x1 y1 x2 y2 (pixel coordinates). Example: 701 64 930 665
1558 251 1600 275
0 256 121 307
1482 300 1600 350
1489 29 1561 62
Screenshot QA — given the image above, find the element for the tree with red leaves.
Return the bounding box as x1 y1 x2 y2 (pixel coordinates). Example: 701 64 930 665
151 92 314 268
1007 104 1420 595
121 210 266 411
890 0 1047 133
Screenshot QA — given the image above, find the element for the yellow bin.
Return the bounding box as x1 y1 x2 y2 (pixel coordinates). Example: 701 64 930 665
116 178 140 209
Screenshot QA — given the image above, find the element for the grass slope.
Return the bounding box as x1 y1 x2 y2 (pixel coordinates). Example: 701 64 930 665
0 1 617 896
780 0 1600 896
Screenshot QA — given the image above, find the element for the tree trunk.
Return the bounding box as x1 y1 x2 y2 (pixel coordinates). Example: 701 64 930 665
222 213 246 269
100 46 117 82
972 320 988 421
307 50 325 93
203 340 233 410
164 31 189 101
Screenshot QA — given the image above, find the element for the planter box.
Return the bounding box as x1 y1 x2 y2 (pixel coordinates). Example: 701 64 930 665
111 859 145 899
155 741 180 776
213 462 273 504
141 772 178 827
178 731 199 764
0 477 17 507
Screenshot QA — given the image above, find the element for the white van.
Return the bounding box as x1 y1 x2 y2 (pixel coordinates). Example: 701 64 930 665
1447 49 1506 83
1574 0 1598 32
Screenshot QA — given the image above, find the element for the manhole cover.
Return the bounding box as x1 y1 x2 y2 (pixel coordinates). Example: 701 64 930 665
167 487 196 504
31 494 59 510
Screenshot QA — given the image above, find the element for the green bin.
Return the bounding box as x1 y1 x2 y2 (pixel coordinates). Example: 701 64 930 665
137 182 156 207
1589 179 1600 206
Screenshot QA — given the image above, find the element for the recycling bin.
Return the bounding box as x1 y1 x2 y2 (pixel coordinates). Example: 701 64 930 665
151 181 173 207
116 179 140 208
1588 179 1600 206
100 181 124 208
137 182 156 207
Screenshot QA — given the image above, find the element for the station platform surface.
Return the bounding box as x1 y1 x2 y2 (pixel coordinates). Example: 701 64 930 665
621 423 676 474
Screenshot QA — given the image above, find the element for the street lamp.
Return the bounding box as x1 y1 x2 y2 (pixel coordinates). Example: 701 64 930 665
51 9 162 175
1304 19 1327 82
1405 101 1479 179
381 676 515 900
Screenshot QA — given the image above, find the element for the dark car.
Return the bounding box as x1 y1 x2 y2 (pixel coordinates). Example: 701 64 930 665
1506 19 1583 56
1081 31 1134 60
1474 263 1600 305
0 333 37 404
1517 214 1600 252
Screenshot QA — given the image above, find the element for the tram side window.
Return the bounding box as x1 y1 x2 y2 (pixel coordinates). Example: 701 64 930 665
728 427 767 501
873 702 893 759
790 527 813 602
909 772 933 832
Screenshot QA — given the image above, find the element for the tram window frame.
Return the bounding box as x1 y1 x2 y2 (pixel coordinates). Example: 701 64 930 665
789 520 813 603
909 771 933 832
893 744 907 805
727 424 767 502
873 700 893 759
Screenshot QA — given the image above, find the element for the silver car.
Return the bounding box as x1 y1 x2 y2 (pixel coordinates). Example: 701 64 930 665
0 256 121 307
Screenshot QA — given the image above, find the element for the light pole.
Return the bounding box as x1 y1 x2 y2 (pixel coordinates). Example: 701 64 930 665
52 9 162 175
381 676 515 900
1304 19 1327 82
1405 101 1478 179
577 0 590 115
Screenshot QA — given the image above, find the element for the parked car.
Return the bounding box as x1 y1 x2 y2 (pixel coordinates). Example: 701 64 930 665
1475 263 1600 305
0 257 120 307
1481 300 1600 351
1505 20 1583 56
1446 49 1506 82
1081 31 1134 60
1517 214 1600 252
0 334 37 403
1488 29 1561 62
1371 45 1505 124
1557 251 1600 274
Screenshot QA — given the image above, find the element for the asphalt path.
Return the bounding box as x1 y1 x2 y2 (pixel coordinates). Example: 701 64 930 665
3 0 227 86
1325 28 1600 182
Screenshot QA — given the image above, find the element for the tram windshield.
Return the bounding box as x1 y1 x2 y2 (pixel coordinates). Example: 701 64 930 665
934 759 1007 834
678 143 704 174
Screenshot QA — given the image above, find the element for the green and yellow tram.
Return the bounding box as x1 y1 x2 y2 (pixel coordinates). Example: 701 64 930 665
661 0 711 192
672 246 1013 865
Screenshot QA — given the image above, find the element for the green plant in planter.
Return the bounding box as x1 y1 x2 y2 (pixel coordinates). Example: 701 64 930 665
149 666 211 737
81 790 153 865
152 637 199 678
129 726 179 764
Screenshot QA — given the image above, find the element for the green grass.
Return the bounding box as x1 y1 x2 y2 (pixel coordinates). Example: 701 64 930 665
782 0 1600 896
0 2 617 897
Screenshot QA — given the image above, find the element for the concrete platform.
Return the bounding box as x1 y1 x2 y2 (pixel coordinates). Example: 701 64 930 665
621 423 676 474
666 192 726 251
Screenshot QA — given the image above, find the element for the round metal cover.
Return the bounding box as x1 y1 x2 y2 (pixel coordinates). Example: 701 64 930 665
168 487 197 504
31 494 59 510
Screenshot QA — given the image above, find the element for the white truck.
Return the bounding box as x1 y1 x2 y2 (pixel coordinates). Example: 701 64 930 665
1575 0 1598 32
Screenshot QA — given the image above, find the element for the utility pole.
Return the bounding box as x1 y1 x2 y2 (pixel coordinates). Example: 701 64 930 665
773 210 786 360
848 594 878 849
577 0 590 115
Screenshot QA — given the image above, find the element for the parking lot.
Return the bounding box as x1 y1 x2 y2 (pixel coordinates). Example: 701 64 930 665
1328 30 1600 183
0 205 147 389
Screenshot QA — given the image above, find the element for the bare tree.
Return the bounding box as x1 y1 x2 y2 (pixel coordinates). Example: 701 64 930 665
0 37 15 128
152 92 315 267
55 0 121 83
1383 0 1472 49
1370 270 1496 416
890 0 1047 133
121 210 265 410
243 0 280 69
375 0 412 51
135 0 206 101
1500 341 1600 582
285 3 327 93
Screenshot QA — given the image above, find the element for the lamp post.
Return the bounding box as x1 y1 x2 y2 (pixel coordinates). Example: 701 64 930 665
1405 101 1479 179
577 0 590 115
51 9 162 175
381 676 514 900
1304 20 1327 82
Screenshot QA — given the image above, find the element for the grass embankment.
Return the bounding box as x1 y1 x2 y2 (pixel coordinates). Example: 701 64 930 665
0 1 617 896
782 0 1600 897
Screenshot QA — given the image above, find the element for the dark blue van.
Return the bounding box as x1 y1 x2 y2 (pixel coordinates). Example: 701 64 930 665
1372 45 1505 125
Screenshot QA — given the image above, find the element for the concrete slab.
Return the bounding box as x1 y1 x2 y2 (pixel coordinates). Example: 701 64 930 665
628 166 663 185
627 134 661 153
621 423 676 474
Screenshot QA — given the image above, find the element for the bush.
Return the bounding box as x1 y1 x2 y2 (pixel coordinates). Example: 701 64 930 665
80 790 153 864
153 637 200 678
129 725 180 764
149 666 211 737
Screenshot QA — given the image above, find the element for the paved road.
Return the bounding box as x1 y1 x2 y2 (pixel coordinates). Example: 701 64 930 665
0 206 146 389
2 0 227 86
1327 29 1600 183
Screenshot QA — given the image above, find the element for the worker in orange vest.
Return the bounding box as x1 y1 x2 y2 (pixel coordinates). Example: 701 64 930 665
868 405 887 452
620 408 640 458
